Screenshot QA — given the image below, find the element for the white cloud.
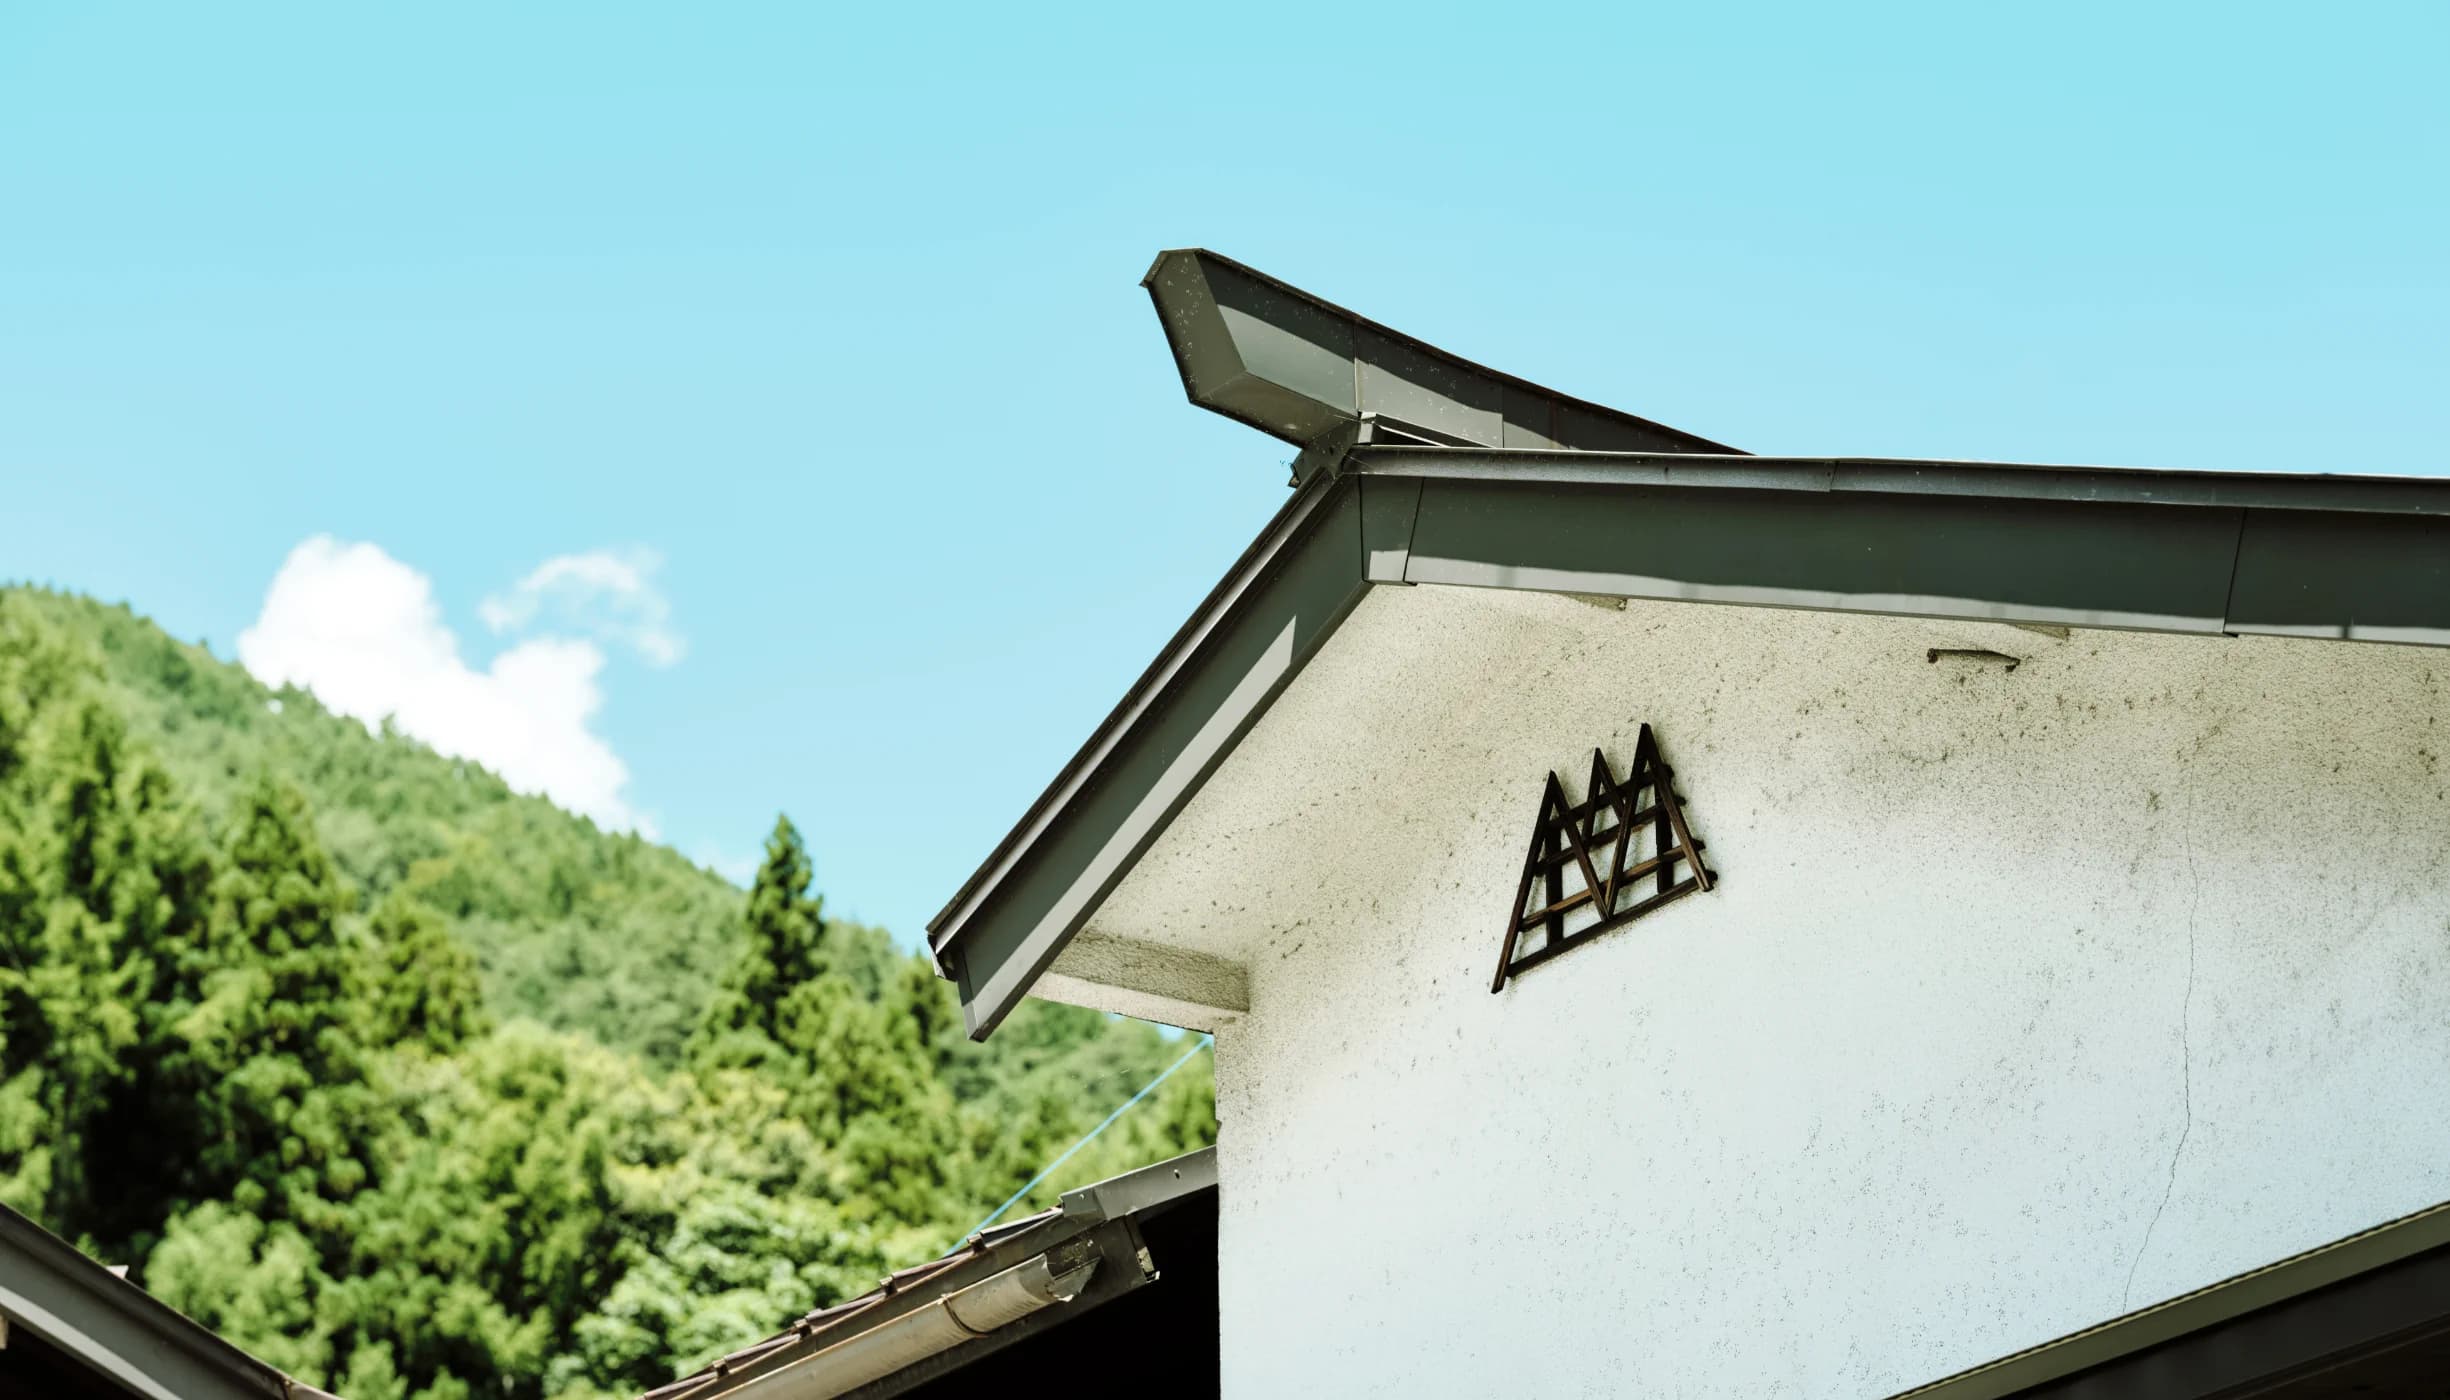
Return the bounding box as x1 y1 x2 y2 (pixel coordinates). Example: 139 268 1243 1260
237 536 655 835
478 547 683 667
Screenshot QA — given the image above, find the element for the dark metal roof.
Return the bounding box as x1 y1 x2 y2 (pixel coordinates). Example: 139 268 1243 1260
0 1202 322 1400
1143 248 1737 456
927 251 2450 1038
1889 1194 2450 1398
640 1149 1217 1400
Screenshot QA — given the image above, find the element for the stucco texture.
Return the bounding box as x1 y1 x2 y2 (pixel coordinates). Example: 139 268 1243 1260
1080 582 2450 1398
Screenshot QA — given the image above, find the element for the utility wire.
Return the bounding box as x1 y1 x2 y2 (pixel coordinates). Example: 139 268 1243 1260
963 1033 1214 1241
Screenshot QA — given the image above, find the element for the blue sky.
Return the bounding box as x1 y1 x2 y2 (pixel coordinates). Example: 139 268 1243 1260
3 2 2445 939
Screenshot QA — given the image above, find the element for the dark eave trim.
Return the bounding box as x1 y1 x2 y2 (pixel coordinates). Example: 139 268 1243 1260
0 1205 297 1400
1141 248 1739 456
927 476 1369 1036
930 448 2450 1037
1888 1194 2450 1398
1346 445 2450 517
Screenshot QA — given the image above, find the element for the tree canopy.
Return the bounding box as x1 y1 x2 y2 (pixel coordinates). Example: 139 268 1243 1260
0 586 1215 1399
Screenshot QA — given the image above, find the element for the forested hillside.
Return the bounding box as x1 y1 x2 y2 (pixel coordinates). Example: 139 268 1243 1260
0 586 1214 1400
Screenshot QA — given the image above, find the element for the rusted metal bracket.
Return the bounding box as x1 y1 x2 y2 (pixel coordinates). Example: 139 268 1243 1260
1927 647 2022 672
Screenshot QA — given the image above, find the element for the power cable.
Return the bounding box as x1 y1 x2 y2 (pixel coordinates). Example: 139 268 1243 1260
962 1033 1215 1240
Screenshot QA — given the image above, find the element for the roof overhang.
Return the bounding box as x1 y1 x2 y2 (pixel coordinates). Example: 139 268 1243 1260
1142 248 1735 457
928 251 2450 1038
0 1204 311 1400
1891 1193 2450 1397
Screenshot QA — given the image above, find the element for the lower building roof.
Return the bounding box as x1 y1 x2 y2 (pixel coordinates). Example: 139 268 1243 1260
641 1148 1216 1400
0 1203 332 1400
1892 1192 2450 1397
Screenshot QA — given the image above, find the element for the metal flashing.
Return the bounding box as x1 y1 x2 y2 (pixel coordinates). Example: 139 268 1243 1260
1345 445 2450 517
1356 474 1423 584
1058 1147 1218 1225
2228 508 2450 645
1889 1195 2450 1398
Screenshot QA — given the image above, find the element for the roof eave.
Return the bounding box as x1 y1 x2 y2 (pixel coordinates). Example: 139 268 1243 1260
931 445 2450 1037
1890 1193 2450 1398
927 473 1371 1037
0 1205 296 1400
1139 248 1740 455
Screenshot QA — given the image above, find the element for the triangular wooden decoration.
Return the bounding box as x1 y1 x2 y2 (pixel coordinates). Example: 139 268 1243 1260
1491 724 1716 992
1586 746 1633 912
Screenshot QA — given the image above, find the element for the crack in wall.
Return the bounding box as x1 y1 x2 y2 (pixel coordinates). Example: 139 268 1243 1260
2122 800 2199 1311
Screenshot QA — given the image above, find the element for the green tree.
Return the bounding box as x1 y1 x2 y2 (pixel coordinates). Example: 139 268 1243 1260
325 1025 662 1400
694 816 826 1060
0 716 138 1227
0 607 215 1255
364 893 489 1056
53 734 218 1257
0 585 1221 1400
146 1202 340 1382
168 776 376 1236
778 969 955 1224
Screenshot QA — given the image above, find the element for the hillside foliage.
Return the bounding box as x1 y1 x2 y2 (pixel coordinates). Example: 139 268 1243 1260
0 587 1214 1400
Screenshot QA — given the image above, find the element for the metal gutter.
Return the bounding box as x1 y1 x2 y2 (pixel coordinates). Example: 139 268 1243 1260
1345 445 2450 516
713 1245 1101 1400
643 1150 1215 1400
1889 1195 2450 1398
0 1204 303 1400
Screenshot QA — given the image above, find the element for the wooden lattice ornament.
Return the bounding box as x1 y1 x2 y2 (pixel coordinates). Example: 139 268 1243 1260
1491 724 1715 991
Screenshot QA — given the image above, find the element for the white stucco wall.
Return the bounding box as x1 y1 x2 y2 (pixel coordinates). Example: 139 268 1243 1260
1078 584 2450 1398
